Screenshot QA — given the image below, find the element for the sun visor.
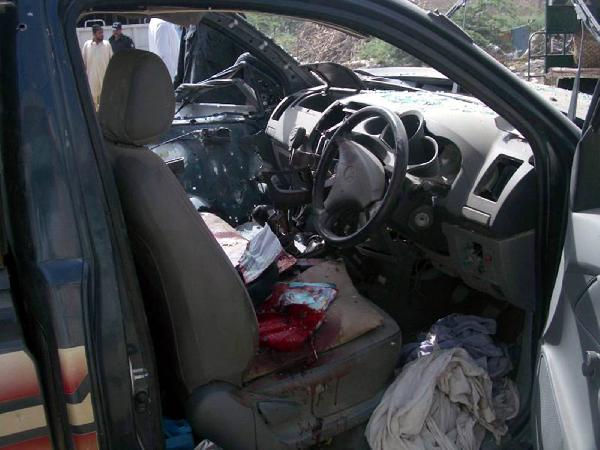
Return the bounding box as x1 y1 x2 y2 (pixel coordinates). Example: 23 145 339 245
79 7 207 26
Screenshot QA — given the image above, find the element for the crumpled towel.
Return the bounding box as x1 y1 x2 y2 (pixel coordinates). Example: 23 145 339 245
365 348 519 450
401 314 512 378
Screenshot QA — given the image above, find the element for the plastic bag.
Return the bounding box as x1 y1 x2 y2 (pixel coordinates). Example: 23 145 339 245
238 225 284 283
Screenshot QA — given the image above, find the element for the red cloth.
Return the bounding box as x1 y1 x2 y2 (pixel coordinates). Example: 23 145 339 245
256 282 337 351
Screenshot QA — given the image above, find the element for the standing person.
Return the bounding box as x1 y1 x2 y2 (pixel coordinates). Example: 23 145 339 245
82 24 113 109
148 18 180 81
108 22 135 53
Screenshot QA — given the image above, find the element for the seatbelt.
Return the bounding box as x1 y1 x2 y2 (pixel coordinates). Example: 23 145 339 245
568 22 585 123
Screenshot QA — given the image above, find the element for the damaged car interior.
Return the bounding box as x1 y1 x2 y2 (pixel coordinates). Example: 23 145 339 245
67 6 567 450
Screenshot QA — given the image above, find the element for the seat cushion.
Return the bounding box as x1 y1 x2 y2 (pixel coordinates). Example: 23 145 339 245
244 260 389 382
107 143 259 395
103 51 258 398
186 261 401 450
196 215 393 383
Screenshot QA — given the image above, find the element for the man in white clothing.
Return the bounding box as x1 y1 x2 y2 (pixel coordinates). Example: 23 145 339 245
148 18 180 81
82 24 113 109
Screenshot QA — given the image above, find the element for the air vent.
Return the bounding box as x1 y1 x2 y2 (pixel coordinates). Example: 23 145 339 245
475 156 522 202
271 95 298 121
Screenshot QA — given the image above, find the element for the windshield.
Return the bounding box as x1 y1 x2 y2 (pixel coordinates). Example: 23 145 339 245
246 13 426 69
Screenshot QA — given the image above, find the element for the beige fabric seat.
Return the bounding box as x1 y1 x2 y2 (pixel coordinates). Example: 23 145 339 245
99 49 401 449
198 213 389 380
245 259 389 381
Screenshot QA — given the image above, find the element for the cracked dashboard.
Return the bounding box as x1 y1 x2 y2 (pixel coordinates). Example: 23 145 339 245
265 87 537 310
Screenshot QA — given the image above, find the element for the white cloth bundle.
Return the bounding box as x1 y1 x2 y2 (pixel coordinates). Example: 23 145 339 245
366 348 519 450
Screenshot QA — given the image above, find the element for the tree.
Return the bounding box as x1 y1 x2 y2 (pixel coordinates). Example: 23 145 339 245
460 0 543 54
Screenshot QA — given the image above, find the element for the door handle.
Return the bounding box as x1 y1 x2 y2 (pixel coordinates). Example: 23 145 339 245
582 351 600 378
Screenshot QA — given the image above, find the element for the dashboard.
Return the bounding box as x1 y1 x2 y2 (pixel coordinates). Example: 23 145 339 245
265 87 537 310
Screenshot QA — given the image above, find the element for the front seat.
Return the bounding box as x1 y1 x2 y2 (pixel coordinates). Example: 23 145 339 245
99 49 401 449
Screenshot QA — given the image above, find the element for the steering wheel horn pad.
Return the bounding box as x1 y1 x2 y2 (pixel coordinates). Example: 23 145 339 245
313 106 409 247
323 137 386 211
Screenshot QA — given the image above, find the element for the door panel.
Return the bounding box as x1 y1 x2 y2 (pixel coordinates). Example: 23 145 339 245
0 270 53 450
575 277 600 342
534 91 600 449
535 268 600 448
0 12 52 447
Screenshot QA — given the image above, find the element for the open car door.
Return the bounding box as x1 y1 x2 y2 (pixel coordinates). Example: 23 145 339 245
0 5 54 448
533 86 600 449
533 6 600 449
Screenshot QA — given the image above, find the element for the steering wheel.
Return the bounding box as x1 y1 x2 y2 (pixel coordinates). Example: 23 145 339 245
313 106 409 247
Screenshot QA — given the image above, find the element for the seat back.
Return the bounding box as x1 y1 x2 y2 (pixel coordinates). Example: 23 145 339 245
98 50 258 396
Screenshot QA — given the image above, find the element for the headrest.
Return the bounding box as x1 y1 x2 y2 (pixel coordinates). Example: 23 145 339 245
99 49 175 146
